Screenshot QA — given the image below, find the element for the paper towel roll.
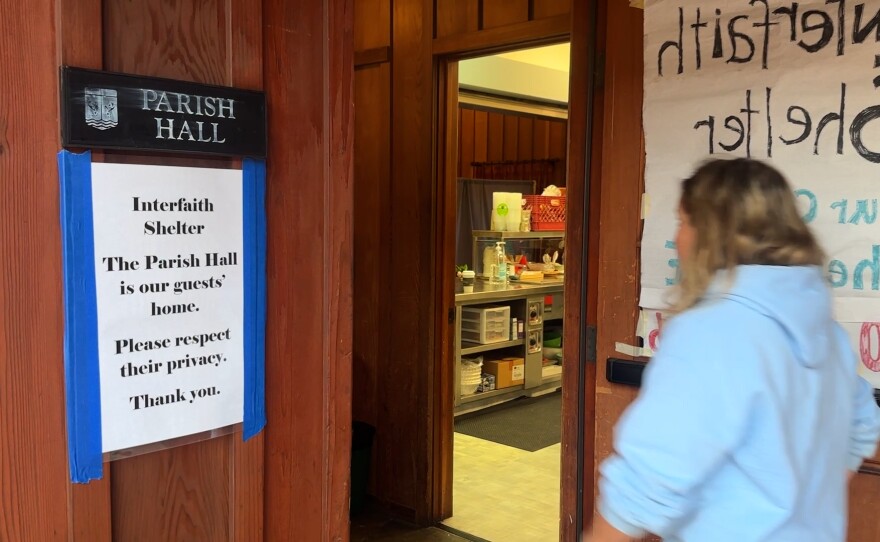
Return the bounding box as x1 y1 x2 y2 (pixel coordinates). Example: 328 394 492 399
491 192 523 231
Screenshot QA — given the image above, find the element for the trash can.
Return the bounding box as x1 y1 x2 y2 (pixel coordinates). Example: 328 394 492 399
350 421 375 516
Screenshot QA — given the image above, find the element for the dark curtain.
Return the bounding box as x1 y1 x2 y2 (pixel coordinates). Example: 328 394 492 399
456 178 536 270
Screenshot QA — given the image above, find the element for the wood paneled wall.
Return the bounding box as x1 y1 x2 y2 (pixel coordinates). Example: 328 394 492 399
2 0 351 539
436 0 570 38
458 105 567 186
1 1 75 538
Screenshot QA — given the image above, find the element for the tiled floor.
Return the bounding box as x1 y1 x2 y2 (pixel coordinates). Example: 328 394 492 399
442 432 561 542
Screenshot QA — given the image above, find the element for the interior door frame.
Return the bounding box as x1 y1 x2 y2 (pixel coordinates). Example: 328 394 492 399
430 3 602 535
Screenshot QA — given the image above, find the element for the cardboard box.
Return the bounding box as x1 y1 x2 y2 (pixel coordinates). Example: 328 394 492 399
483 357 525 389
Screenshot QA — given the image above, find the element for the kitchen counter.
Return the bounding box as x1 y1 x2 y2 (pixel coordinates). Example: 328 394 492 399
455 277 564 304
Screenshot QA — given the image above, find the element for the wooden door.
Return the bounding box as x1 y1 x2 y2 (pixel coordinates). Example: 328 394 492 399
1 0 352 539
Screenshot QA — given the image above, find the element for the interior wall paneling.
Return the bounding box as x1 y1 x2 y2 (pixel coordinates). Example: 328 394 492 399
100 0 267 540
502 115 519 161
435 0 479 38
517 116 534 161
263 0 353 538
473 110 489 165
325 0 356 533
111 438 232 540
433 58 461 521
103 0 228 85
353 62 392 431
592 0 644 494
355 47 392 68
549 121 567 183
458 106 567 187
533 118 551 158
355 0 391 51
487 112 505 162
482 0 530 29
227 4 266 539
2 0 106 539
849 472 880 540
59 0 115 538
534 0 571 19
381 0 435 522
432 15 569 56
561 0 603 538
458 107 476 178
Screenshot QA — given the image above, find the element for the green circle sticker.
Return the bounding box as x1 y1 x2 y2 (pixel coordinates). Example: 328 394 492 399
496 203 509 216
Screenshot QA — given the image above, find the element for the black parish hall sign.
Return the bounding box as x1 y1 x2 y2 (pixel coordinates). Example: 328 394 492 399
61 67 266 157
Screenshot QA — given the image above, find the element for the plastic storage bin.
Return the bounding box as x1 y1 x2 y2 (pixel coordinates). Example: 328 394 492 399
524 195 566 231
461 306 511 344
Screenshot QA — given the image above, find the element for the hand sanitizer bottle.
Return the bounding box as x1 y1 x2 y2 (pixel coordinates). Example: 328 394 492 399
494 241 507 285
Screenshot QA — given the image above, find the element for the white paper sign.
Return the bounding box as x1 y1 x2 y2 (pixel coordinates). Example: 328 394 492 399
91 163 244 452
643 1 880 384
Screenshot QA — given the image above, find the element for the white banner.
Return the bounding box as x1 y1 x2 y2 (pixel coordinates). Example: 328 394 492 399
91 163 244 452
643 1 880 384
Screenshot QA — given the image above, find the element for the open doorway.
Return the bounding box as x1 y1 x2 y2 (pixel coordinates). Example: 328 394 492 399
440 43 571 542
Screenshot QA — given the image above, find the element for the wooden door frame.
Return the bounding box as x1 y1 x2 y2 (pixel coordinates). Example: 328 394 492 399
429 4 602 536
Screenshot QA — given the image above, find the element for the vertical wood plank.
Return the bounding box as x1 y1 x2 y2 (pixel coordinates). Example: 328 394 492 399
487 112 505 162
228 1 265 539
549 119 567 159
353 63 391 430
482 0 530 29
102 1 240 540
263 0 354 537
473 109 489 164
503 114 519 161
435 0 479 38
459 108 476 178
111 439 231 541
591 0 645 535
534 0 570 19
849 473 880 541
355 0 391 50
385 0 435 522
58 0 115 537
533 118 551 158
326 0 355 533
1 1 83 539
231 433 264 542
517 116 534 161
433 58 460 521
103 0 228 85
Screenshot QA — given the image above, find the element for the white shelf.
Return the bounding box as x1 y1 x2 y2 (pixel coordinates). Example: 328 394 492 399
461 338 524 356
460 385 525 404
472 230 564 240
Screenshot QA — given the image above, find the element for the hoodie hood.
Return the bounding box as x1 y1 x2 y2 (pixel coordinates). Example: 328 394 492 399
705 265 832 368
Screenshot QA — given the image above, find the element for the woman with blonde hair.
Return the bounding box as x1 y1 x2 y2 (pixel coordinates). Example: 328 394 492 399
588 158 880 541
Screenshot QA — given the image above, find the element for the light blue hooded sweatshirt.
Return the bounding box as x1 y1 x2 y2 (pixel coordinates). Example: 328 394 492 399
599 265 880 541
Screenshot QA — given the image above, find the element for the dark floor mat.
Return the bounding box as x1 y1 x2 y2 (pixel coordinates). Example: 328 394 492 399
454 392 561 452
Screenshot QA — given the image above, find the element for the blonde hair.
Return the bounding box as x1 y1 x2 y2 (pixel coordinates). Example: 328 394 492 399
673 158 825 312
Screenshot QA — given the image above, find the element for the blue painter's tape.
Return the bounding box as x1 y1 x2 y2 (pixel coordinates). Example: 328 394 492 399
57 150 104 483
243 158 267 440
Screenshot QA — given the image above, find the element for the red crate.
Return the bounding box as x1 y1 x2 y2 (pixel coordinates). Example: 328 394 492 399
524 195 566 231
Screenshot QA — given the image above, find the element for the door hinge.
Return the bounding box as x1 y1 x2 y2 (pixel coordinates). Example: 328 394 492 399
585 325 597 362
448 308 455 325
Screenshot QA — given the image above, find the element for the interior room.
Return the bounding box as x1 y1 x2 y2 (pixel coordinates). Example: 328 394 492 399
440 43 571 542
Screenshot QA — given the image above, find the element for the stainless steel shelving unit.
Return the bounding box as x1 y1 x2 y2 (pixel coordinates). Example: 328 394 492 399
454 280 564 415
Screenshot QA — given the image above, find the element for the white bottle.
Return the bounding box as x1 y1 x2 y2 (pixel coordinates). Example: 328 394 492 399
493 242 507 284
511 317 518 340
